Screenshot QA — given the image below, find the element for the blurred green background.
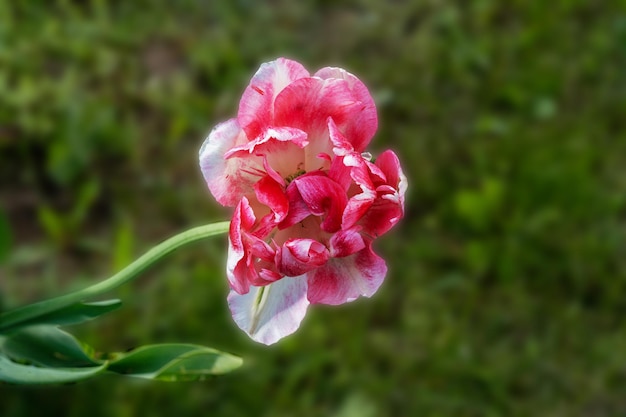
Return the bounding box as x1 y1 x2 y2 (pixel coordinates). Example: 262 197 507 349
1 0 626 415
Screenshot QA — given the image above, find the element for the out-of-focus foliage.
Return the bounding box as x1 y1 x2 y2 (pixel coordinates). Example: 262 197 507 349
1 0 626 416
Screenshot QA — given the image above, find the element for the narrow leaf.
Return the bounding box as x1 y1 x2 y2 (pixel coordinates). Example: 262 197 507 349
0 300 122 333
108 344 242 380
2 325 100 367
0 354 106 385
155 349 244 381
3 299 123 330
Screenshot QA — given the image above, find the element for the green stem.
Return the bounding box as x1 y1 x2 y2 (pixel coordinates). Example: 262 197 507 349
0 221 230 331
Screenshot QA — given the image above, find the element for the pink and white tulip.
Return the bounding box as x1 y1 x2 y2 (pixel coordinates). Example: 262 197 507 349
200 58 406 345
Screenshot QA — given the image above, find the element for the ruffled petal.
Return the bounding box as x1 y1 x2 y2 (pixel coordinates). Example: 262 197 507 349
328 155 353 192
307 244 387 305
227 197 257 294
199 119 263 207
358 150 407 237
376 150 408 201
238 58 310 141
273 77 360 171
225 126 308 181
278 238 330 276
327 116 354 157
358 190 405 238
326 120 377 229
278 181 313 230
254 175 289 223
273 77 359 135
224 126 308 159
228 276 310 345
329 227 365 258
293 173 348 233
341 155 377 230
314 66 378 152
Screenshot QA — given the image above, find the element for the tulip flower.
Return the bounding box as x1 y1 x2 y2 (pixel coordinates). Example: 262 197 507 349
200 58 406 345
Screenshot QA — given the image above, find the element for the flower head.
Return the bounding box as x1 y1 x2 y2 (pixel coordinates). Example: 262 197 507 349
200 58 406 345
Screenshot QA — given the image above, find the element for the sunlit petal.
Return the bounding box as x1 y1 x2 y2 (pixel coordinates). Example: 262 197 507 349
228 276 309 345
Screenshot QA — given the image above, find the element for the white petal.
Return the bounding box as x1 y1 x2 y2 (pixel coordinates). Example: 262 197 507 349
227 276 310 345
199 118 262 207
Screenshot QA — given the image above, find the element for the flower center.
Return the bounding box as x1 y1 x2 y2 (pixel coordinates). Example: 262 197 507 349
285 163 306 184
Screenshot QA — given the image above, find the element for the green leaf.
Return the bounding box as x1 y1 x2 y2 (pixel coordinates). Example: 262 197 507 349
108 344 243 381
2 299 122 332
0 354 106 385
155 349 243 381
0 327 241 384
0 299 122 333
1 325 100 367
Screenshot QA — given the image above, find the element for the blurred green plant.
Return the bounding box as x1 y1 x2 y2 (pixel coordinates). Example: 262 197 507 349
1 0 625 415
37 180 100 248
0 209 10 264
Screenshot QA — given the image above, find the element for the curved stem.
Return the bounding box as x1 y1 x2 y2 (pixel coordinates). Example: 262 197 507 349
0 221 230 331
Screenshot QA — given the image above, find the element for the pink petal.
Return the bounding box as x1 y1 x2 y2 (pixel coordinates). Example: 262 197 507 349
293 174 348 233
325 126 377 229
278 238 330 276
359 191 405 238
278 182 313 230
343 192 376 231
199 118 264 207
329 227 365 258
375 150 406 193
328 155 353 192
224 126 308 159
228 276 310 345
307 244 387 305
358 150 407 237
263 156 286 186
225 127 309 184
227 197 257 294
341 154 377 230
314 66 378 152
257 268 283 285
327 116 354 157
364 158 387 184
273 77 360 170
247 237 282 288
254 175 289 223
247 234 275 262
238 58 310 141
274 77 359 135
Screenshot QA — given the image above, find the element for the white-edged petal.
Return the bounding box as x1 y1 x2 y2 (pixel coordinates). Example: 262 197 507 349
307 244 387 305
227 276 310 345
199 119 263 207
